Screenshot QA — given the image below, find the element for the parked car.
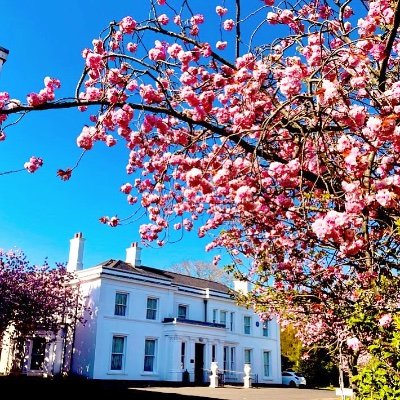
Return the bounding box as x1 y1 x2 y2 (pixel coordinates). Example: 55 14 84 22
281 370 307 388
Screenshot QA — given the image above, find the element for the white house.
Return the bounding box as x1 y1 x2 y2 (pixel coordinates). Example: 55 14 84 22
1 233 282 385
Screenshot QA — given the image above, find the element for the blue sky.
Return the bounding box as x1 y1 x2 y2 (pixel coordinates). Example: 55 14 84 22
0 1 240 270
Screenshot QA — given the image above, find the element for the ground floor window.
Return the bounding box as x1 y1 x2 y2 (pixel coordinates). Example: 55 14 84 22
263 351 271 377
223 346 236 373
30 337 46 370
244 348 252 365
110 336 126 371
144 339 157 372
181 342 186 369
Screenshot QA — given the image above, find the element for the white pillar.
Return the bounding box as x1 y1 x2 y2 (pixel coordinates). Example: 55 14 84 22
166 335 183 381
67 232 85 273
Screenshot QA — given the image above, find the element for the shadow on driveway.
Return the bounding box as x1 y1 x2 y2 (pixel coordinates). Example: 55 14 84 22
0 376 337 400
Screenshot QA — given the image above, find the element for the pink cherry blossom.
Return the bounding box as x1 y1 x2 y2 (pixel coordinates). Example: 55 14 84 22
120 16 137 34
216 41 227 50
347 337 361 352
223 19 235 31
24 156 43 173
216 6 228 16
157 14 169 25
379 314 392 327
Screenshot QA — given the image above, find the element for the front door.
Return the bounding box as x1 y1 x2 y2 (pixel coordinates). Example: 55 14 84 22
29 337 46 371
194 343 205 384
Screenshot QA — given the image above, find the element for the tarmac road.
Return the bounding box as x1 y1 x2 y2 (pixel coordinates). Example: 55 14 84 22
139 385 338 400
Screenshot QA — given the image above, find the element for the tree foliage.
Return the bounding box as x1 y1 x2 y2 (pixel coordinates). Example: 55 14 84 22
2 0 400 393
169 260 233 286
280 324 303 370
0 249 82 340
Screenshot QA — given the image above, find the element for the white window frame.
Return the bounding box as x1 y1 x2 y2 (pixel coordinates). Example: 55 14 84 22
230 312 235 332
244 348 252 365
220 310 227 327
263 350 271 377
110 335 126 372
178 304 188 319
211 344 216 362
262 321 269 337
144 338 157 373
29 337 46 371
146 297 158 320
244 316 251 335
230 347 236 372
223 346 229 372
114 292 128 317
181 341 186 369
212 309 218 324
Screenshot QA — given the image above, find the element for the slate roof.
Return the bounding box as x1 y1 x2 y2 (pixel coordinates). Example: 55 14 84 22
99 259 231 294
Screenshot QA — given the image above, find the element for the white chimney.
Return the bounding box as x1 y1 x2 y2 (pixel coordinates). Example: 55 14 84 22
126 242 141 266
233 280 251 295
67 232 85 273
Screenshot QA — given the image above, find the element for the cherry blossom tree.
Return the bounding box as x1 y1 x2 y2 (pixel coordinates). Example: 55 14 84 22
0 249 82 371
1 0 400 391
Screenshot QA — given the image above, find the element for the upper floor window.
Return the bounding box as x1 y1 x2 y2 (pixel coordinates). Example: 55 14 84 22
146 297 158 320
212 309 218 324
178 304 188 319
144 338 157 372
110 335 126 371
230 312 235 332
114 292 128 316
220 311 227 327
262 321 269 337
244 316 251 334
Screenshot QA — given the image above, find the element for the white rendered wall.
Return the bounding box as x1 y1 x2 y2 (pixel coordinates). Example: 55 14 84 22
81 271 282 384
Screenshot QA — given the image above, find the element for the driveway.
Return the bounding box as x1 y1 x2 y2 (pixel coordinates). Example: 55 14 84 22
139 386 338 400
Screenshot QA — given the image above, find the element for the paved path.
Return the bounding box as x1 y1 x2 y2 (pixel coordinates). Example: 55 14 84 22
139 386 338 400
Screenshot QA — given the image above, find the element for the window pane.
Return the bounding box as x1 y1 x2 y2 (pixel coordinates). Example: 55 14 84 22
111 336 125 370
144 339 156 372
178 305 187 319
30 337 46 370
244 349 251 364
181 342 186 369
220 311 227 327
145 339 155 355
223 346 229 371
146 298 158 320
263 351 270 376
111 354 123 370
244 316 251 334
112 337 125 353
115 293 127 316
263 321 269 337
